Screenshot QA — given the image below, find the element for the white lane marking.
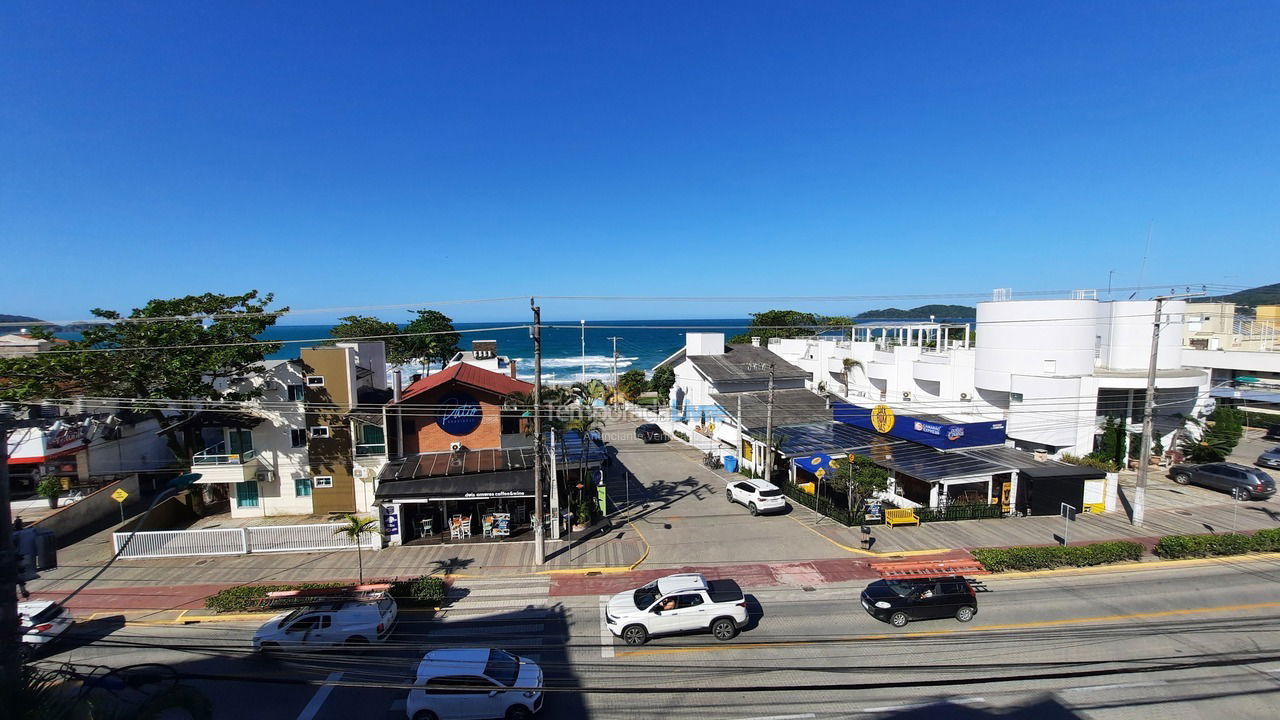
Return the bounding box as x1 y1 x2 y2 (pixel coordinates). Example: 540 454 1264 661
295 671 342 720
599 596 615 659
729 714 816 720
1262 667 1280 673
861 697 984 713
1061 681 1166 693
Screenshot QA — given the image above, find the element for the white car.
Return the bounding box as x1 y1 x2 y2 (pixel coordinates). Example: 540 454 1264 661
726 478 787 515
18 600 74 661
406 647 543 720
605 572 748 646
253 595 397 652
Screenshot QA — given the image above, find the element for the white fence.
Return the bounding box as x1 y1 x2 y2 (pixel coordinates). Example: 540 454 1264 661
112 522 381 559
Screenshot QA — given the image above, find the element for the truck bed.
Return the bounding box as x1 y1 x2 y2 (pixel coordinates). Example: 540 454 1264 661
707 579 743 603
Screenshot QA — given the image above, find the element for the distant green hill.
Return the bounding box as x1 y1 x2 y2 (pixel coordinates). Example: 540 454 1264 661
0 314 43 330
856 304 976 320
1190 282 1280 308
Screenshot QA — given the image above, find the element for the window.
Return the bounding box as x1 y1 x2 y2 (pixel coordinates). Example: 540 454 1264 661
1042 359 1057 374
290 429 307 448
425 676 494 695
287 384 306 401
295 478 312 497
675 593 704 609
235 480 259 508
306 376 325 387
313 476 333 488
309 426 330 439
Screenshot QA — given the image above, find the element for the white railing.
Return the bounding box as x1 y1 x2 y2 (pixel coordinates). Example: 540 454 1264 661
113 522 381 559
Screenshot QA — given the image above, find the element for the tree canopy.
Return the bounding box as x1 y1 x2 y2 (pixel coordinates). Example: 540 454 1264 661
649 365 676 400
616 369 648 400
826 455 890 512
400 310 461 371
0 290 285 462
327 314 412 364
728 310 854 344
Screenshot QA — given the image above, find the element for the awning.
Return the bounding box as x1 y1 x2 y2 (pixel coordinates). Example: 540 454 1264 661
376 468 535 501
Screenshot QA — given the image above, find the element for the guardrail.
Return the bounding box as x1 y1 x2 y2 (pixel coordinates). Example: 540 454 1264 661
112 522 380 559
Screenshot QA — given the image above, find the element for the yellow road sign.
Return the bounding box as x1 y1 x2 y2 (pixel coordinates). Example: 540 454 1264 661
815 467 826 479
111 488 129 503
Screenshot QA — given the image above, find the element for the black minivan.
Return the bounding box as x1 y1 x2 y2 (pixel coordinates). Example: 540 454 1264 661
860 576 977 627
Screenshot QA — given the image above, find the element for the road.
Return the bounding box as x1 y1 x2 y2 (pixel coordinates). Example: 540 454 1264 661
34 557 1280 719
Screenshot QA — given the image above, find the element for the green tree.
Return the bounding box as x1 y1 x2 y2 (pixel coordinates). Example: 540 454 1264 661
332 513 381 584
1090 416 1126 468
327 315 412 364
649 364 676 401
400 310 461 372
616 369 648 400
827 455 890 513
0 290 284 464
729 310 854 344
1180 406 1246 463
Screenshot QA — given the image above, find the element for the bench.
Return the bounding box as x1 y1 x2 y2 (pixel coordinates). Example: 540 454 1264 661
884 508 920 527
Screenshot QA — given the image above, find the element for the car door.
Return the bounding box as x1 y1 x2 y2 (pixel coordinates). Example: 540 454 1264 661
281 614 318 647
425 676 475 720
911 583 947 619
648 596 685 635
733 482 752 504
937 581 968 618
673 592 710 631
1199 465 1231 490
464 675 504 720
304 614 334 646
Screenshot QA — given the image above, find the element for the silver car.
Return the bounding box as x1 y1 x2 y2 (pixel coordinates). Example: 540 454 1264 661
1257 447 1280 470
1168 462 1277 501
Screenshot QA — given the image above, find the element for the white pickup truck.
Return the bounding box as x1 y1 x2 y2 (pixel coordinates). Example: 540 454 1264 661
605 573 748 646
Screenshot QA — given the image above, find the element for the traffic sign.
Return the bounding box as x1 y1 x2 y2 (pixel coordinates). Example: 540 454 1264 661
111 488 129 503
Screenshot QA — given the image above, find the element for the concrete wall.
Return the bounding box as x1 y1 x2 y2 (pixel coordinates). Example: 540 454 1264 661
33 475 141 539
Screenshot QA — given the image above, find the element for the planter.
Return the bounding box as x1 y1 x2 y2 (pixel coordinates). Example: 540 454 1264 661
47 496 60 509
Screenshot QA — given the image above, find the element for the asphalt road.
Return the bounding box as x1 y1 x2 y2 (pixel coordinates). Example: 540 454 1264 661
33 557 1280 720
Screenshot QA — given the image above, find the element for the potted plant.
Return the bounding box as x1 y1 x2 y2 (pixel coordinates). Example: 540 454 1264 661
572 499 595 532
37 476 64 509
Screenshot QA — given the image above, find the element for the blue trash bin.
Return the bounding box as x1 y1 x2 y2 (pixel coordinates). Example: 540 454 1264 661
723 455 738 473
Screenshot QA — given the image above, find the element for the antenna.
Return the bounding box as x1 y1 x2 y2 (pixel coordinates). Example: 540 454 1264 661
1137 221 1153 291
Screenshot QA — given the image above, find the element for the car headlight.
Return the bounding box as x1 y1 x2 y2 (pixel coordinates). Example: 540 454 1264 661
875 601 892 609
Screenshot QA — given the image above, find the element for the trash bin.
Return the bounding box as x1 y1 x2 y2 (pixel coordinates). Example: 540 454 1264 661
723 455 738 473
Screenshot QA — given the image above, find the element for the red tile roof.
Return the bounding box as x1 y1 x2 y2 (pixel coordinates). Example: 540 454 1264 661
396 363 532 403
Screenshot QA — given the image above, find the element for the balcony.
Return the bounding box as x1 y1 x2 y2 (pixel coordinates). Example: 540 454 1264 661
191 443 261 484
355 443 387 457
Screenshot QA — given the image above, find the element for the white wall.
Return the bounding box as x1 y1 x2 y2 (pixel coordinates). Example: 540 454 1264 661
975 299 1097 391
1097 300 1186 371
686 333 725 357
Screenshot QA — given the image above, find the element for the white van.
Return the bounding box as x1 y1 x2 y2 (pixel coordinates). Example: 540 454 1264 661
253 595 398 651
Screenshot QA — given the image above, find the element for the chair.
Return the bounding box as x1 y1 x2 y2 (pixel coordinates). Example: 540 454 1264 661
482 515 494 538
460 516 473 538
450 515 463 539
418 518 433 538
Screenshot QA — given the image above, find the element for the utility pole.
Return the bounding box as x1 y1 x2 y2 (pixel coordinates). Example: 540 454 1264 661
531 300 545 564
608 336 621 391
1133 292 1201 527
580 319 586 384
763 363 775 485
1 410 19 678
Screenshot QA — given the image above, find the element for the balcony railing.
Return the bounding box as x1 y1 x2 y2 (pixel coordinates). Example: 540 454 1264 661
355 443 387 457
193 442 257 466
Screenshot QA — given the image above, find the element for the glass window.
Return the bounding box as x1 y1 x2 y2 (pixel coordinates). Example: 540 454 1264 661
295 478 312 497
361 424 385 445
484 649 520 687
287 384 306 401
290 429 307 448
235 481 259 508
310 427 330 439
676 594 704 609
313 476 333 489
306 376 325 386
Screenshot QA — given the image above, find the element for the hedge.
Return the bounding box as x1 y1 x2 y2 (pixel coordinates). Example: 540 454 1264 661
972 541 1144 572
205 575 448 613
1154 528 1280 559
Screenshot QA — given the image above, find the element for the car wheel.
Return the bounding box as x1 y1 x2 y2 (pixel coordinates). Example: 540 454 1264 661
889 612 909 628
345 636 369 648
956 606 975 623
413 711 440 720
726 489 734 503
506 705 534 720
711 618 738 641
749 503 759 516
1233 487 1253 501
621 624 648 646
1172 472 1191 485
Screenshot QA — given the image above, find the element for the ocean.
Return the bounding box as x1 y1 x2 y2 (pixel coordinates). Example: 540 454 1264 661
260 319 753 383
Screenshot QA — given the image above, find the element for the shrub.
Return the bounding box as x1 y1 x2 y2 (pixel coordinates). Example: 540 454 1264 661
390 575 447 605
1060 453 1120 473
972 541 1144 572
36 477 64 499
1154 531 1267 559
204 582 345 613
672 430 690 442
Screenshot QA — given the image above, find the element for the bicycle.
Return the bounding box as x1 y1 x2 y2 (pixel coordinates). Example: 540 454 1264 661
703 452 723 470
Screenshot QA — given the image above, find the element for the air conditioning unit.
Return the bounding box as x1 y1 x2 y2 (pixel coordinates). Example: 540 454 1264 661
960 392 970 401
450 441 463 453
902 391 912 400
254 471 273 483
353 467 368 479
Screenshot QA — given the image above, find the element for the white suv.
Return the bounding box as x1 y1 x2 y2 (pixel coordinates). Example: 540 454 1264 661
605 572 749 645
254 595 398 652
406 648 543 720
726 478 787 515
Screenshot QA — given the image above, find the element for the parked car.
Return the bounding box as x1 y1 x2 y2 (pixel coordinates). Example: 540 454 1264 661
1256 447 1280 470
605 572 748 646
860 576 977 628
254 595 398 652
1264 424 1280 441
725 478 787 515
405 648 542 720
634 423 668 443
18 600 74 661
1167 462 1277 500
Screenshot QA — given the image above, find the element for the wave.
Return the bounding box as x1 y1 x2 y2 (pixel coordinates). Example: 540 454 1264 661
509 355 639 369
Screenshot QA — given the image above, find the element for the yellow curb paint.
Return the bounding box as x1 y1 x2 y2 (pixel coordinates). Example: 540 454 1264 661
987 551 1280 581
785 514 953 558
615 599 1280 657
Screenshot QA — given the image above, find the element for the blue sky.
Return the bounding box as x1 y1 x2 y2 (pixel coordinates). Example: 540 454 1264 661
3 2 1277 324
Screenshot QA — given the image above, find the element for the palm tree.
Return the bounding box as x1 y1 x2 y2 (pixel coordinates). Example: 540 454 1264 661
333 513 381 584
564 414 604 527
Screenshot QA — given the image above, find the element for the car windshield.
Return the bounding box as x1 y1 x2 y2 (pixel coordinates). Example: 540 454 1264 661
759 489 783 497
885 581 920 598
485 649 520 687
634 580 660 610
276 608 307 629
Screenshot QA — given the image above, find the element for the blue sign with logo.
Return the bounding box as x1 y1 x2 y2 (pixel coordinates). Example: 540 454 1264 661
437 392 483 436
833 402 1006 449
381 504 400 537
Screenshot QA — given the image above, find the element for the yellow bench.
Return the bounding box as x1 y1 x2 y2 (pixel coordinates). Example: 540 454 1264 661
884 508 920 527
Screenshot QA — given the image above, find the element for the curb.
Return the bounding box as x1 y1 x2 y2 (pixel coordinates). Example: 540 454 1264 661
982 550 1280 581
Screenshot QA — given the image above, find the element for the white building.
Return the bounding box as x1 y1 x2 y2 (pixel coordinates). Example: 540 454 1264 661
1180 302 1280 419
445 339 518 378
769 292 1212 459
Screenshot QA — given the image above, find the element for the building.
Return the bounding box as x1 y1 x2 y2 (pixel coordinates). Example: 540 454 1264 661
445 339 518 378
5 409 177 492
768 292 1212 460
0 333 69 358
190 341 391 518
1181 302 1280 420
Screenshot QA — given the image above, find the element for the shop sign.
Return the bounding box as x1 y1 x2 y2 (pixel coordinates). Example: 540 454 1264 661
381 504 401 536
47 425 85 450
870 404 896 433
597 484 608 514
462 490 526 499
492 513 511 536
438 392 483 436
